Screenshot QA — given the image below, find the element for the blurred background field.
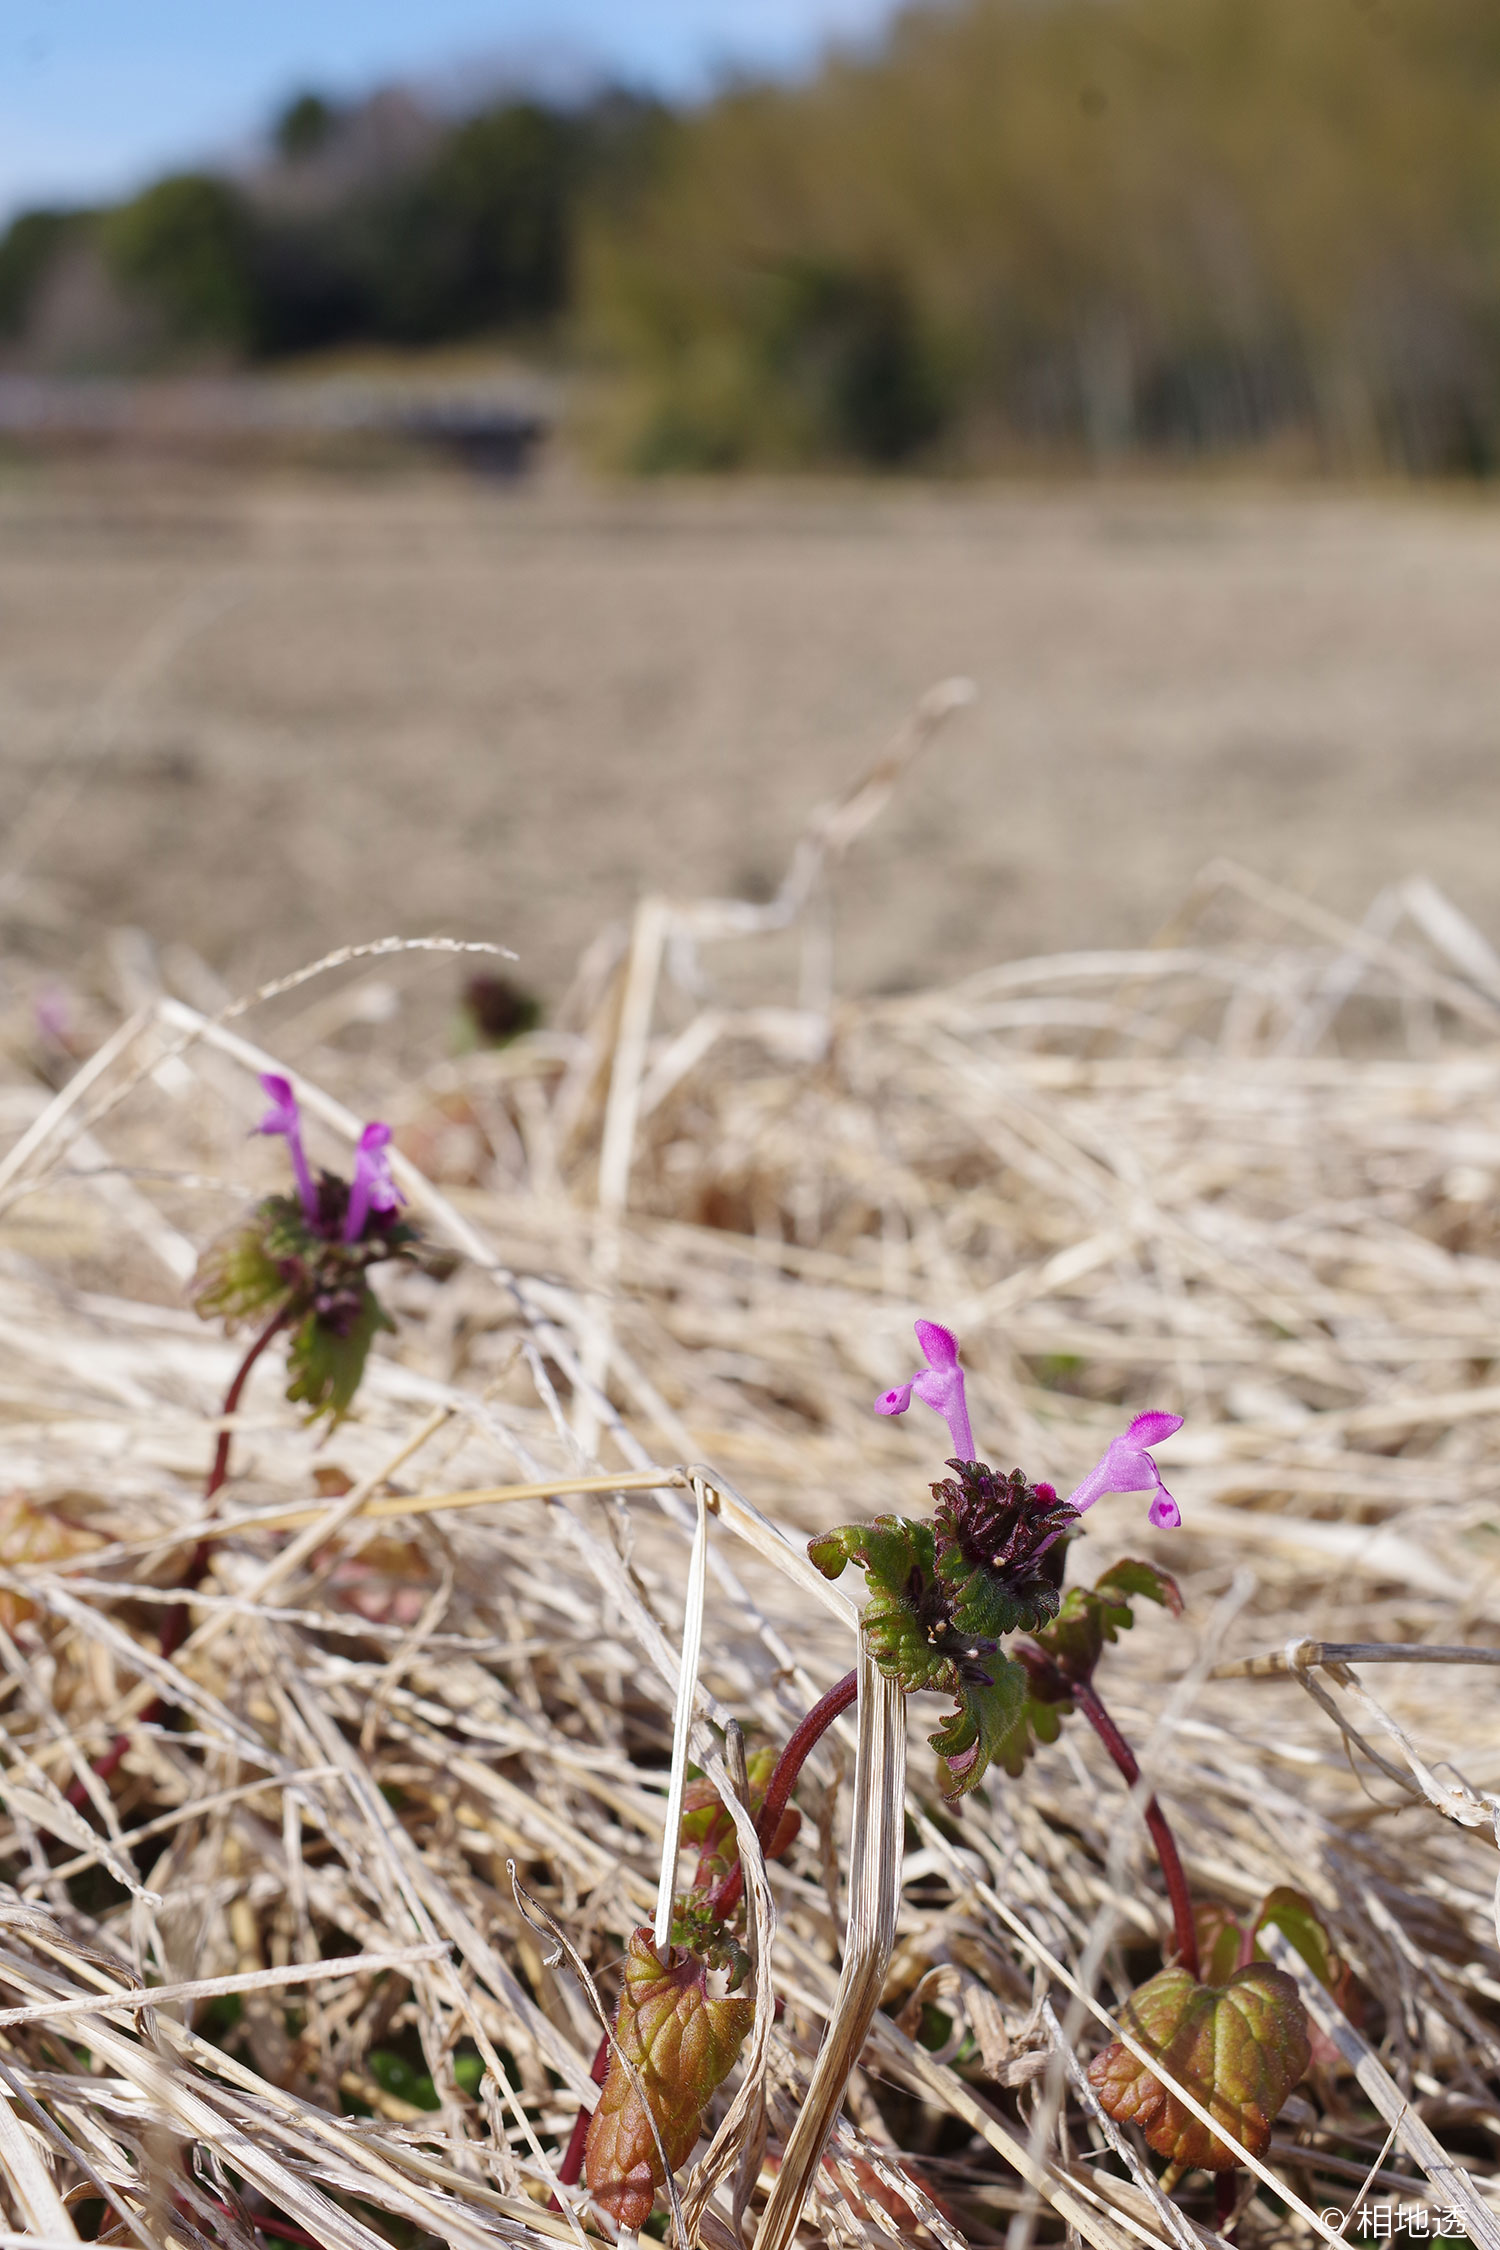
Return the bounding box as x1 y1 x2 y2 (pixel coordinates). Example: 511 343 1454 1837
6 465 1500 1019
6 0 1500 1022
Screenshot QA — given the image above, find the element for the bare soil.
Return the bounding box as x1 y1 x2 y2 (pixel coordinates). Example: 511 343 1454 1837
5 457 1500 1011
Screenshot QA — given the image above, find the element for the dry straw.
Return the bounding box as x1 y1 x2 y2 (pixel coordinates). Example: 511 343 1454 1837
0 689 1499 2246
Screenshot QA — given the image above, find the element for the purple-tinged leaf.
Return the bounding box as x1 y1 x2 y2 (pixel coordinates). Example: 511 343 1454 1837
1087 1962 1310 2172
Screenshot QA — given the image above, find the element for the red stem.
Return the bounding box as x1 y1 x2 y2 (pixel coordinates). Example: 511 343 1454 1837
553 2032 610 2204
708 1667 858 1924
1071 1678 1199 1979
198 2194 323 2249
67 1304 292 1810
1216 2170 1240 2238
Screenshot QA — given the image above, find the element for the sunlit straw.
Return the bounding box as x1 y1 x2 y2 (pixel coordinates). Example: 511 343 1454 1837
653 1475 710 1952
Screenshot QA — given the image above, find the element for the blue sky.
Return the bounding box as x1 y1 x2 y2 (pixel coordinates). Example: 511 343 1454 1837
0 0 901 219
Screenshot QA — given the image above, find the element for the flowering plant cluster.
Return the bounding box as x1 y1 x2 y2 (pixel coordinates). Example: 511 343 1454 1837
180 1111 1355 2236
574 1320 1263 2229
192 1075 417 1423
811 1320 1183 1795
816 1320 1340 2203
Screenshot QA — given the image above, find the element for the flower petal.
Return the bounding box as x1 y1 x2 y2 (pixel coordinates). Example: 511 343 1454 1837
1128 1411 1184 1447
1065 1414 1183 1530
874 1383 914 1418
344 1119 404 1242
255 1073 318 1225
913 1320 960 1370
256 1073 298 1134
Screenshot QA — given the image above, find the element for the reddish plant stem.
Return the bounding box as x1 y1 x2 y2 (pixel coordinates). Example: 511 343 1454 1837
67 1303 293 1810
1071 1677 1199 1979
197 2194 323 2249
708 1666 858 1924
553 2032 610 2204
1216 2170 1240 2238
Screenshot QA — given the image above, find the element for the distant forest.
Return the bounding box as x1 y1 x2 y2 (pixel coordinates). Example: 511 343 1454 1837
7 0 1500 475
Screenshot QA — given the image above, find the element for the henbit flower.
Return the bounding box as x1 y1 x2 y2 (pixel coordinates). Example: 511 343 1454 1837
874 1319 975 1460
256 1073 318 1226
1066 1411 1184 1530
35 984 70 1046
343 1120 404 1243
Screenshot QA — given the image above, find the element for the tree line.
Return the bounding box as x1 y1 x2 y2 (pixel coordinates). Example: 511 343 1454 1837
0 87 667 367
6 0 1500 475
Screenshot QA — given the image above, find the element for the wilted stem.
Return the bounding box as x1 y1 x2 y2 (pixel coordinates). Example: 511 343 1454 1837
1071 1677 1199 1979
67 1303 292 1809
709 1667 858 1923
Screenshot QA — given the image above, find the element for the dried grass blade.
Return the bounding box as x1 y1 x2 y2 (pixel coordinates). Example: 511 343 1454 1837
753 1651 904 2250
1259 1928 1500 2247
682 1749 778 2245
0 2082 78 2242
656 1478 710 1951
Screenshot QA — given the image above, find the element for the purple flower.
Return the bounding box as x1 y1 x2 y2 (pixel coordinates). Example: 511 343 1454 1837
35 983 70 1046
343 1120 403 1243
874 1319 976 1461
1065 1411 1184 1530
257 1073 318 1226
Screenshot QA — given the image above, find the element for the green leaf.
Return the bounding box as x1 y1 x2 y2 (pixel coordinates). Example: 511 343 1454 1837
985 1678 1069 1780
1030 1557 1183 1687
807 1516 952 1694
1251 1886 1363 2065
928 1653 1030 1797
1252 1888 1338 1990
1194 1902 1252 1987
1086 1963 1311 2172
1093 1558 1183 1617
190 1206 299 1330
285 1284 392 1424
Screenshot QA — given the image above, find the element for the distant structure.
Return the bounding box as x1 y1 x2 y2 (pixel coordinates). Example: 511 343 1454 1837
0 369 554 475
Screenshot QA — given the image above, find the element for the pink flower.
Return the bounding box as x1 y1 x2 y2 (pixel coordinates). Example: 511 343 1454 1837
257 1073 318 1226
343 1120 403 1242
874 1319 976 1461
1066 1412 1184 1530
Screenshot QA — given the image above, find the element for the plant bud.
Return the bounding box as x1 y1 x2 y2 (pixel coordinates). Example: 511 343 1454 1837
585 1928 754 2229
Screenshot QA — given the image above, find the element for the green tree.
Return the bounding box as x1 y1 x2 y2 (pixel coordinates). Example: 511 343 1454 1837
0 208 87 339
102 173 255 350
372 102 578 341
583 0 1500 473
274 92 339 162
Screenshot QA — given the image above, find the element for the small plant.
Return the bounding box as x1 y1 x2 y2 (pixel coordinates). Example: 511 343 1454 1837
813 1321 1184 1798
561 1319 1321 2228
70 1078 418 1807
829 1320 1315 2200
192 1074 418 1428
